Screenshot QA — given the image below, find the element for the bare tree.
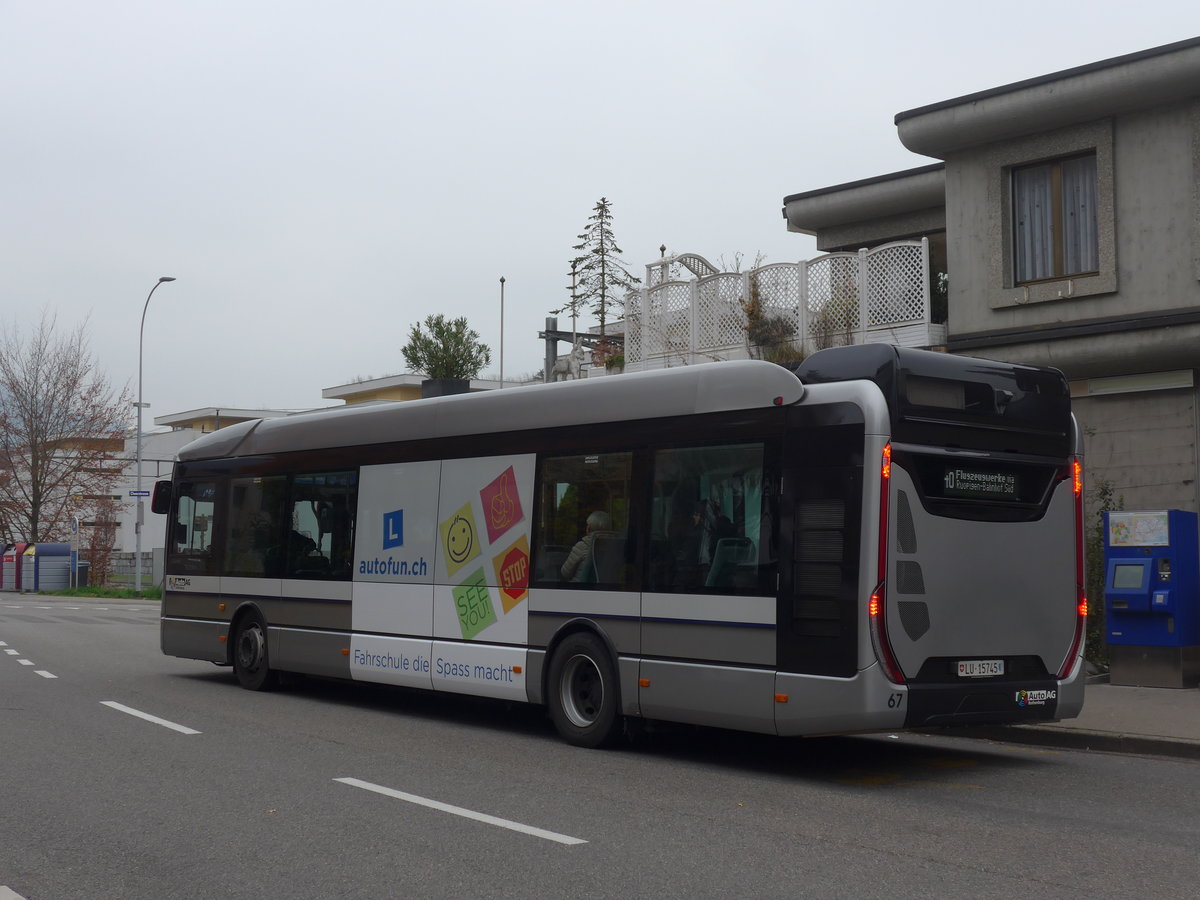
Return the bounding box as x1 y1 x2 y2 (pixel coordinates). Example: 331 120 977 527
82 496 121 585
0 312 130 542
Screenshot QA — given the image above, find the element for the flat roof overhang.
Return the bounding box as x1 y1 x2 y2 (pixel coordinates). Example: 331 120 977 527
895 36 1200 158
782 163 945 236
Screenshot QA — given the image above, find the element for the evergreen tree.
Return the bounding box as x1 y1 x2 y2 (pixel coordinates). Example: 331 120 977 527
550 256 588 335
565 198 641 337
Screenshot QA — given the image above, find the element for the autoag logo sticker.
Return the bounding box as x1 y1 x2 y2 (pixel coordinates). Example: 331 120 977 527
1015 689 1056 707
383 509 404 550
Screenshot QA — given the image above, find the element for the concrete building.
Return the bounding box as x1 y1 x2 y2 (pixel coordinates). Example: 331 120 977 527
784 36 1200 514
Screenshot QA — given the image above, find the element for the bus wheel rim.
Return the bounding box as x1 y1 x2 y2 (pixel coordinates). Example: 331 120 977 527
237 624 265 672
560 653 603 728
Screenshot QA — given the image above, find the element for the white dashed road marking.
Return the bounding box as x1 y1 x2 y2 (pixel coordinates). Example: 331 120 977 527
101 701 201 735
334 777 587 845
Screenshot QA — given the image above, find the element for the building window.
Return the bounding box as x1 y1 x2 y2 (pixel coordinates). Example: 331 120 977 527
1012 153 1098 284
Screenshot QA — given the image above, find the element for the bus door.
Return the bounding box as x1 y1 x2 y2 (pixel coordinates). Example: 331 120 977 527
776 448 863 680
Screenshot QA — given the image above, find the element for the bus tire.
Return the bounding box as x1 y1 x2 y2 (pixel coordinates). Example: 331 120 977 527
547 632 622 748
232 611 279 691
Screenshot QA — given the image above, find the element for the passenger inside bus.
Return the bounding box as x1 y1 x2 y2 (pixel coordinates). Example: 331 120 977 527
560 510 614 583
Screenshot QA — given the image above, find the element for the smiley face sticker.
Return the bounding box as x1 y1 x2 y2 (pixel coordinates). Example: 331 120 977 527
439 502 480 576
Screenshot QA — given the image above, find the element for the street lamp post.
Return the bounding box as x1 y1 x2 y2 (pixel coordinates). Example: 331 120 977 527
569 260 578 342
135 276 176 595
499 276 505 390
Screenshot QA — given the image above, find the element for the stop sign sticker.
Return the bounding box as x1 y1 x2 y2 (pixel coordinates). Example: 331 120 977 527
492 535 530 613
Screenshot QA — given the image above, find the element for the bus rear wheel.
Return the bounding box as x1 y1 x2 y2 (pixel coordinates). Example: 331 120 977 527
547 632 622 748
232 612 278 691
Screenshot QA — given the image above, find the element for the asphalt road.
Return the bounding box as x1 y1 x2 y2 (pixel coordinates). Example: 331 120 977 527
2 594 1197 899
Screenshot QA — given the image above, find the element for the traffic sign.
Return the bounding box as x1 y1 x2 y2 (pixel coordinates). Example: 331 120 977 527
129 490 151 497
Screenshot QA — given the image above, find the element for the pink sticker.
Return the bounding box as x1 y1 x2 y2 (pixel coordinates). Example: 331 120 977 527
480 465 523 544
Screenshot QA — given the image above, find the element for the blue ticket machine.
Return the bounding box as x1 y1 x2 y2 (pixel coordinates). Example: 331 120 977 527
1103 509 1200 688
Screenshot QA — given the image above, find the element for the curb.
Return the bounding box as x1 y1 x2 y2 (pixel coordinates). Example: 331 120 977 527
926 724 1200 761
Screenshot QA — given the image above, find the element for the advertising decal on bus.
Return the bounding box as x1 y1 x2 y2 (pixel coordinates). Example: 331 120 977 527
349 455 536 701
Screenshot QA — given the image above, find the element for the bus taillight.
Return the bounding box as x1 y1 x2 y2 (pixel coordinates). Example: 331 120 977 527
1058 455 1087 680
869 581 905 685
871 444 905 685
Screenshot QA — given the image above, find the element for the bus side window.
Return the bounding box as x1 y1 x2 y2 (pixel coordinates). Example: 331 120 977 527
534 452 634 589
285 472 358 580
225 476 287 577
169 481 218 575
649 443 775 595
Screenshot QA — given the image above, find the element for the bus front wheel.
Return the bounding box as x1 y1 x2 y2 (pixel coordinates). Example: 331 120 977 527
547 632 622 748
232 612 278 691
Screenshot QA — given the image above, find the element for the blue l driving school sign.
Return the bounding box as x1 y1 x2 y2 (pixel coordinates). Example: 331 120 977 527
383 509 404 549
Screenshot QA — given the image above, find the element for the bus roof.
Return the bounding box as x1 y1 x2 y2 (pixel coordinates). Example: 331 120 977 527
795 344 1072 457
177 359 807 461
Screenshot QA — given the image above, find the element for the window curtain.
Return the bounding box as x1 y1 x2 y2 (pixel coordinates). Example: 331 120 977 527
1013 164 1053 282
1061 154 1098 275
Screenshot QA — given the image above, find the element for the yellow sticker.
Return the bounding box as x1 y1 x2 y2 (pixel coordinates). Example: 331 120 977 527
439 502 480 577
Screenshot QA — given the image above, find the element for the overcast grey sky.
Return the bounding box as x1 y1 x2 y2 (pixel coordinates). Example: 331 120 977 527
2 1 1192 418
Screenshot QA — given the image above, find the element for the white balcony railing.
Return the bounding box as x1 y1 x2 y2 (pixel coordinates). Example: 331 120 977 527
625 239 944 370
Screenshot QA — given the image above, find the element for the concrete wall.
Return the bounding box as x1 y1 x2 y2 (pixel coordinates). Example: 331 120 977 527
1073 386 1198 514
946 98 1200 342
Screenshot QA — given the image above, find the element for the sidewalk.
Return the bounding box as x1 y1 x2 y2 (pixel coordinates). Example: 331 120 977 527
943 681 1200 760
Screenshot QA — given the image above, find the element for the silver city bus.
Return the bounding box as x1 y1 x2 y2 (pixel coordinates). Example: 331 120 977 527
155 345 1086 747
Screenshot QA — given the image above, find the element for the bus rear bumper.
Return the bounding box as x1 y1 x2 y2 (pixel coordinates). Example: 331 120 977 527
902 658 1086 728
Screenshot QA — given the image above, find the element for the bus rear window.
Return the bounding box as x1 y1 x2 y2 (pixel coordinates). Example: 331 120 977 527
795 345 1072 457
905 375 968 410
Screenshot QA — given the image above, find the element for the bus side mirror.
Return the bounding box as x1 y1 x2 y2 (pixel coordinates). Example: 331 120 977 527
151 481 173 515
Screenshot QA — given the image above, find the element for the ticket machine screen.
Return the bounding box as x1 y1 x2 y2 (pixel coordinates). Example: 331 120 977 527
1112 563 1147 590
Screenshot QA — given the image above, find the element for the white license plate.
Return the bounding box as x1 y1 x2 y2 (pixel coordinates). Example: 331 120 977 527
957 659 1004 678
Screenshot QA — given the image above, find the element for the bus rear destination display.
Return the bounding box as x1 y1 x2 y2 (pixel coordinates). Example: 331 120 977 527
942 467 1018 500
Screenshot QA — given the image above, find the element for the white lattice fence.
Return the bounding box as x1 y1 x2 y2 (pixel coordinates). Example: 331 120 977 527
625 290 643 362
626 240 931 366
805 253 860 333
662 282 691 358
643 284 668 357
697 273 745 348
752 263 802 337
865 242 927 326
